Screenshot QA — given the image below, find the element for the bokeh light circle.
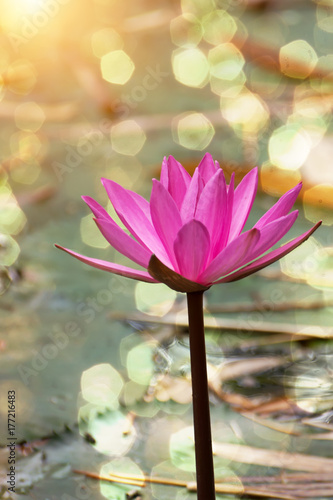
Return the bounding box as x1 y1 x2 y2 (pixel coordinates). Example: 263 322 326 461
208 43 244 80
81 363 124 406
202 10 237 45
303 184 333 226
15 102 45 132
220 89 269 134
91 28 123 58
279 40 318 79
111 120 146 156
101 50 135 85
173 112 215 150
172 48 209 88
170 13 203 48
269 124 311 171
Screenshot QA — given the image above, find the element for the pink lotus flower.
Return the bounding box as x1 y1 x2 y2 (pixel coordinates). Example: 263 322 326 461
56 154 321 292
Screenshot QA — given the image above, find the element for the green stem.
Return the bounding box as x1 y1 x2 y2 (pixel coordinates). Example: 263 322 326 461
187 291 216 500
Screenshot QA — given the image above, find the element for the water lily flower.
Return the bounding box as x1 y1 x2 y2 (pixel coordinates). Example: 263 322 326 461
56 153 321 293
56 152 321 500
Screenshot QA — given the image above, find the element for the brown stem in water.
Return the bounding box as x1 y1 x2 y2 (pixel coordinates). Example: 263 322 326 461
187 291 216 500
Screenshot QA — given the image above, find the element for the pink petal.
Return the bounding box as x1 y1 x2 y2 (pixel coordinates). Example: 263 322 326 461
174 220 210 281
55 245 158 283
216 221 322 283
83 195 150 264
217 172 235 252
101 178 170 265
82 196 111 220
195 169 227 254
249 210 299 262
160 156 169 188
160 156 191 209
255 182 302 230
198 228 260 283
150 180 182 268
94 217 152 268
129 191 152 222
228 167 258 242
170 156 192 186
180 169 205 223
197 152 219 183
83 192 151 223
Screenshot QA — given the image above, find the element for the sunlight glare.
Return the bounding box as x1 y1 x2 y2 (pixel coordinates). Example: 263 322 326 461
1 0 60 31
14 0 46 14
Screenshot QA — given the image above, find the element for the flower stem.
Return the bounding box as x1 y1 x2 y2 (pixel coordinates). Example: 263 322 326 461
187 291 216 500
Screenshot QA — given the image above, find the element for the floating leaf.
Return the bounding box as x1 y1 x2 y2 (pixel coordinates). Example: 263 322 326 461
78 407 136 456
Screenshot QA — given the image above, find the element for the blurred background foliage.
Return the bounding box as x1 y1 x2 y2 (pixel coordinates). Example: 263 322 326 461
1 0 333 498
